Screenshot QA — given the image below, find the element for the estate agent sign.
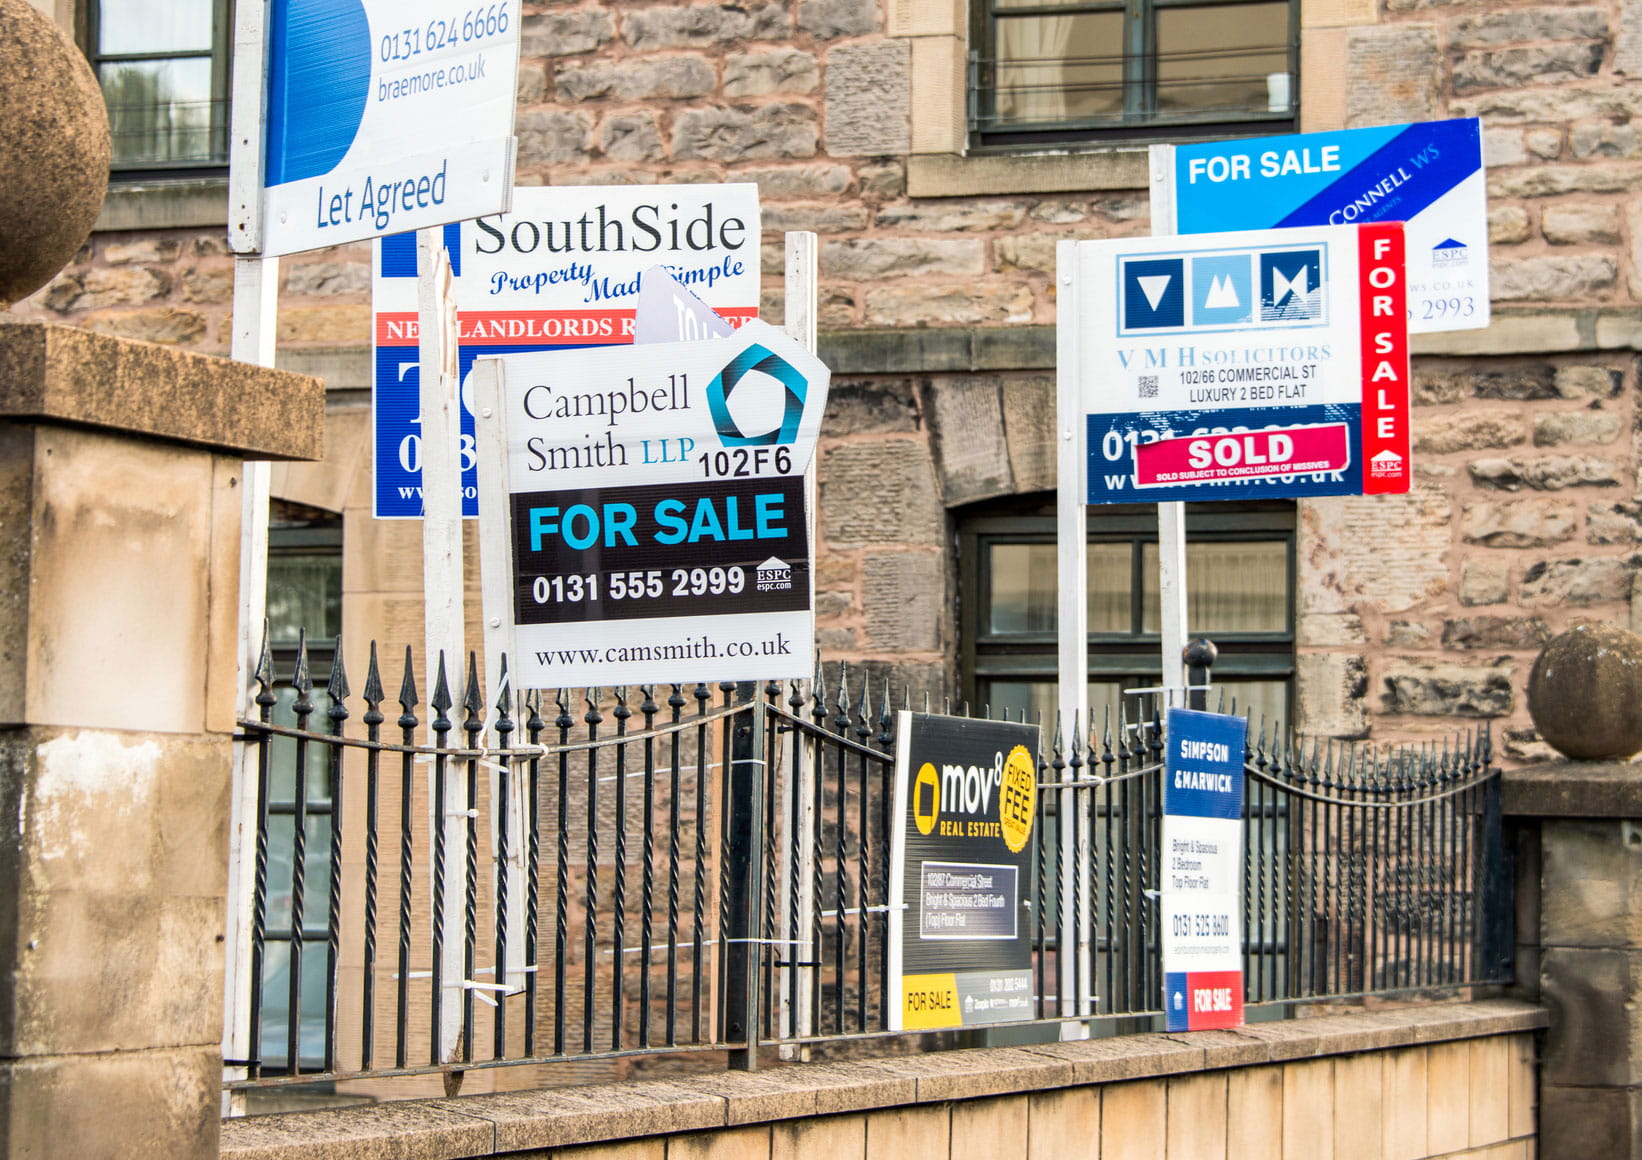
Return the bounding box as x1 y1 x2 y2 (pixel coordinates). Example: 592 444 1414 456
1154 119 1488 334
890 714 1040 1031
1063 222 1411 506
255 0 521 256
1161 708 1249 1032
481 319 826 688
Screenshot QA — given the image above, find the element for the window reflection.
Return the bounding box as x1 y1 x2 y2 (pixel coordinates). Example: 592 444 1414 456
92 0 228 168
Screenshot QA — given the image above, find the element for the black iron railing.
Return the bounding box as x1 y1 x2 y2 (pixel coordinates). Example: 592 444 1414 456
225 633 1510 1096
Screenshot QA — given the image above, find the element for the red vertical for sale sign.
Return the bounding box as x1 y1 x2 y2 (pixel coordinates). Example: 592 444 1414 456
1358 222 1411 495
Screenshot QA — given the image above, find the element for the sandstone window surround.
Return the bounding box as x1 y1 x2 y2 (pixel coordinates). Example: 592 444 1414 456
895 0 1376 198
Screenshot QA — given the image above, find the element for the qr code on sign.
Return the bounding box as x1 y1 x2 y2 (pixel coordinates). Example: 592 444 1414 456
1138 375 1159 399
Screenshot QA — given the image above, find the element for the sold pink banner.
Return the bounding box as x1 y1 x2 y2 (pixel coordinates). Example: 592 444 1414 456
1134 423 1351 487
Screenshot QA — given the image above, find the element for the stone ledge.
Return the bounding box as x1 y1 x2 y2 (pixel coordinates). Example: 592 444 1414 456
0 318 323 461
1504 760 1642 819
94 176 229 232
219 1000 1546 1160
819 326 1055 375
907 149 1150 198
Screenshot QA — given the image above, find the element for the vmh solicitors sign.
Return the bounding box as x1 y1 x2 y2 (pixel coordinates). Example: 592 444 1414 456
1064 222 1411 506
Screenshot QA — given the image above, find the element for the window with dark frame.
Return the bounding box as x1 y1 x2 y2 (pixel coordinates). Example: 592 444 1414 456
958 497 1295 735
88 0 233 173
970 0 1299 147
261 500 342 1075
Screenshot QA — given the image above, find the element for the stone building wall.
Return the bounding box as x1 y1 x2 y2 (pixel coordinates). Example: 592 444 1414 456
14 0 1642 757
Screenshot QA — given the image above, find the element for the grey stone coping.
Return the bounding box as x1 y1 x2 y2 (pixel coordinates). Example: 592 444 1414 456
1503 760 1642 819
219 999 1546 1160
94 176 230 233
907 149 1151 198
0 318 323 461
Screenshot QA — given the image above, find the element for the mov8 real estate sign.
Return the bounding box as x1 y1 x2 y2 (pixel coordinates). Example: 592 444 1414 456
1063 223 1411 506
889 714 1039 1032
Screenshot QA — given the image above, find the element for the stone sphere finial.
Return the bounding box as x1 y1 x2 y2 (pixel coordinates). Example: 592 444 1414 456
0 0 112 310
1527 622 1642 762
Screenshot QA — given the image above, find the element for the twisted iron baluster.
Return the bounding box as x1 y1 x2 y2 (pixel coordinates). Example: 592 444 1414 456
360 645 384 1072
611 687 631 1050
459 655 484 1065
322 645 350 1075
492 658 515 1061
691 681 712 1044
428 654 453 1065
638 686 658 1047
665 684 685 1046
523 686 543 1058
246 623 277 1080
553 690 574 1057
394 649 418 1070
582 689 604 1055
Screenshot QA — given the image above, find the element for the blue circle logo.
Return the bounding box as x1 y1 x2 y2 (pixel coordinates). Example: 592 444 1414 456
707 344 808 446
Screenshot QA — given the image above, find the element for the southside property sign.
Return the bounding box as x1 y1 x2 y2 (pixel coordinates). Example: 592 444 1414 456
251 0 520 257
889 714 1039 1031
372 184 761 519
1154 119 1489 334
486 320 827 689
1064 223 1411 505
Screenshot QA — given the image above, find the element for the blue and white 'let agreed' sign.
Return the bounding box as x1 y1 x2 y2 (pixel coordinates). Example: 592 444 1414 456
1153 119 1488 334
252 0 519 257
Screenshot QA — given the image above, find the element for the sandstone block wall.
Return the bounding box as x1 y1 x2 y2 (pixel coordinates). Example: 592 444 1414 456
14 0 1642 755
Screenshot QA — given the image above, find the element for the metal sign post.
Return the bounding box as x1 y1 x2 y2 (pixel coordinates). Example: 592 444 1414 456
1147 153 1190 703
416 228 469 1063
221 0 274 1111
1053 242 1093 1032
779 232 819 1056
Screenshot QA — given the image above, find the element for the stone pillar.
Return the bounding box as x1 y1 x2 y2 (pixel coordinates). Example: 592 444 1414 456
0 319 321 1158
1504 761 1642 1156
